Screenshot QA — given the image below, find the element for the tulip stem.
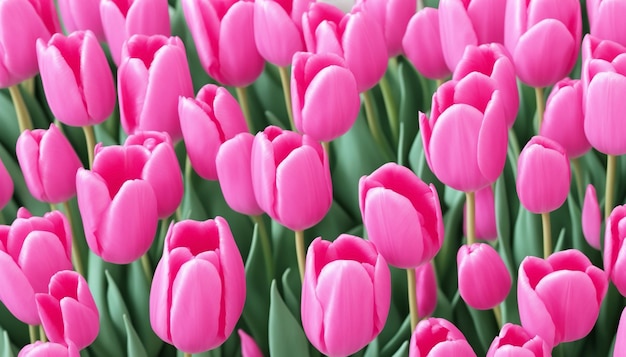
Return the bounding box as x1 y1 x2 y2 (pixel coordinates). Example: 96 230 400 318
235 86 254 133
8 85 33 132
572 158 584 203
278 66 295 131
141 254 152 283
542 212 552 259
28 325 37 343
605 154 617 218
379 74 399 144
62 201 84 277
362 90 394 161
82 125 96 169
466 191 476 246
493 304 502 329
406 268 418 332
252 215 274 280
39 325 47 342
435 78 444 88
295 230 306 282
183 353 192 357
534 87 545 130
21 78 35 95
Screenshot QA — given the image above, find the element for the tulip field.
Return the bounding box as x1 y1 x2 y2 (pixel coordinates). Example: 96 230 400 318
1 0 626 356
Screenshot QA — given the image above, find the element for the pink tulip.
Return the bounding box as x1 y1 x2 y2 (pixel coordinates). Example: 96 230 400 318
16 124 82 204
356 0 415 57
539 78 589 158
415 261 437 318
183 0 264 87
58 0 105 40
124 131 183 218
0 208 72 324
438 0 506 72
76 144 158 264
118 35 193 142
582 184 601 250
516 136 570 214
409 318 476 357
487 323 551 357
518 249 607 347
36 30 115 127
615 307 626 355
457 243 511 310
36 270 99 349
150 218 246 353
359 162 443 268
18 341 79 357
0 0 60 87
291 51 360 142
100 0 170 65
216 133 263 216
419 77 507 192
302 235 390 357
603 205 626 296
504 0 581 87
587 0 626 47
179 84 249 180
254 0 306 67
251 126 332 231
0 157 13 209
402 8 451 80
238 330 263 357
464 185 498 241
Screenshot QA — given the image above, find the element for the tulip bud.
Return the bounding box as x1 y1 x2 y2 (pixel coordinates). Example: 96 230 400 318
150 218 246 353
582 184 601 250
415 261 437 318
58 0 105 40
18 341 79 357
302 235 390 357
0 157 13 209
356 0 415 57
604 205 626 296
359 163 444 268
464 185 497 241
487 323 551 357
291 51 360 142
403 8 451 80
587 0 626 47
409 318 476 357
516 136 571 214
615 307 626 355
254 0 305 67
238 330 263 357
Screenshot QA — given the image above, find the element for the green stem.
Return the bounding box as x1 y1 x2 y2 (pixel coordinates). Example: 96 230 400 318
406 268 418 332
82 125 96 169
9 85 33 132
435 78 444 88
534 87 545 131
28 325 37 343
362 91 394 161
235 86 254 133
183 353 192 357
278 66 295 131
294 230 306 282
39 325 47 342
21 78 34 96
493 304 502 329
251 215 274 280
542 212 552 259
572 157 584 204
63 201 84 277
465 191 476 246
141 253 152 283
605 154 617 218
379 75 399 144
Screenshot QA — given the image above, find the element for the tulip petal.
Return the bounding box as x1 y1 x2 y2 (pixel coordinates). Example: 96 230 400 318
0 251 38 324
342 12 387 92
59 296 100 348
99 1 126 65
439 0 478 71
254 0 302 66
16 131 45 201
118 58 149 135
39 125 82 203
615 307 626 354
478 90 507 183
518 257 556 346
35 294 64 344
142 144 183 217
76 170 110 258
585 72 626 155
19 232 72 294
403 8 450 80
81 32 116 123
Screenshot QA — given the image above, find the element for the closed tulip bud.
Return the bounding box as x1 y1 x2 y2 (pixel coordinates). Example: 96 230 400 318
36 270 99 349
238 330 263 357
582 184 601 250
464 185 497 241
587 0 626 47
439 0 507 72
0 208 72 324
252 126 332 231
356 0 415 57
18 341 79 357
291 51 360 142
409 318 476 357
124 131 183 218
183 0 264 87
16 124 83 204
518 249 607 346
0 158 13 209
179 84 249 180
415 261 437 318
403 8 451 80
420 77 508 192
100 0 170 65
254 0 305 67
504 0 581 87
540 78 590 158
615 307 626 355
302 235 390 357
603 205 626 296
150 218 246 353
0 0 60 87
58 0 105 40
216 133 263 216
457 243 511 310
359 163 443 268
76 145 158 264
487 323 551 357
516 136 570 214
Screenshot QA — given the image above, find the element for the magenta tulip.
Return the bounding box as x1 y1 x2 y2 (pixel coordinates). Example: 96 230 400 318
58 0 105 40
356 0 415 57
302 235 390 357
487 323 551 357
603 205 626 296
615 307 626 355
0 157 13 209
415 261 437 318
16 124 82 204
518 249 607 346
216 133 263 216
18 341 79 357
37 30 115 127
36 270 99 349
409 318 476 357
179 84 249 180
403 8 451 80
118 35 193 142
0 208 72 324
76 144 158 264
150 218 246 353
252 126 332 231
464 185 497 241
238 330 263 357
457 243 510 310
582 184 601 250
504 0 581 87
183 0 264 87
100 0 170 65
359 162 443 268
516 136 570 214
438 0 506 72
254 0 306 67
291 51 360 142
587 0 626 47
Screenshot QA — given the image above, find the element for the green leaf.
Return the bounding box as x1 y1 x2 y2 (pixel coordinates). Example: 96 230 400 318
553 228 567 253
512 208 542 268
105 270 131 342
0 330 15 357
280 268 301 320
380 316 409 357
268 281 310 357
363 338 379 357
435 190 464 297
123 315 148 357
397 61 422 163
389 341 408 357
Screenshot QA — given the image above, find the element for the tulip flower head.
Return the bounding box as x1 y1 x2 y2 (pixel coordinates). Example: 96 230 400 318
582 184 601 250
18 341 79 357
356 0 416 57
409 318 476 357
615 307 626 355
487 323 551 357
253 0 306 67
415 261 437 318
587 0 626 47
58 0 105 40
403 7 451 80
